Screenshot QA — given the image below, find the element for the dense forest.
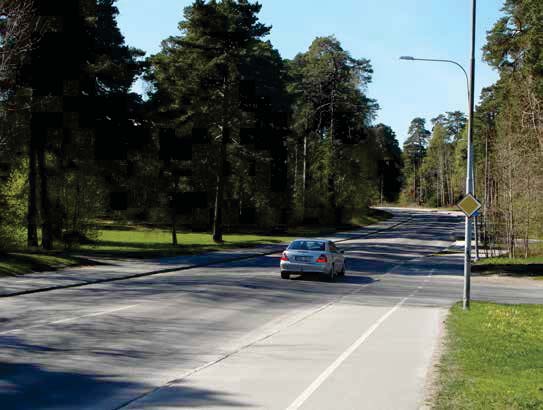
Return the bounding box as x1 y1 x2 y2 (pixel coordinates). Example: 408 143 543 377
0 0 402 250
401 0 543 257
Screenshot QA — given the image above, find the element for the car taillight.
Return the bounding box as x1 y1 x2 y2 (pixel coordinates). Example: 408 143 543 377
280 252 289 261
316 254 327 263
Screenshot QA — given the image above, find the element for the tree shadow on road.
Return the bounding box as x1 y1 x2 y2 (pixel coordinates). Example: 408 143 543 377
128 380 251 408
0 333 250 409
289 273 377 285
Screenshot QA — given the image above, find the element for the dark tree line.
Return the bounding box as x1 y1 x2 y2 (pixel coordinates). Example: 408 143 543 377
0 0 403 250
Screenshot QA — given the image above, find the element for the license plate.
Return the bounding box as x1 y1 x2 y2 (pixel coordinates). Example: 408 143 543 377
295 256 312 262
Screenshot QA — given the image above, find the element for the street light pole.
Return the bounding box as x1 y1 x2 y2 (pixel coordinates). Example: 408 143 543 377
464 0 477 310
399 56 470 97
399 0 477 310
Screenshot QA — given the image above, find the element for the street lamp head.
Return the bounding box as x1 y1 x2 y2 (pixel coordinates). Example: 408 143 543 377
399 56 415 60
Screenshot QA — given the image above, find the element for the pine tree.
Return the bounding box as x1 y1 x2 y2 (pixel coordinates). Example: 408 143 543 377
288 36 376 222
19 0 143 249
372 124 403 203
402 118 430 204
149 1 282 242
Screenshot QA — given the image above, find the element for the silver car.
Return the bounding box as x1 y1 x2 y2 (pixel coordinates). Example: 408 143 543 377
280 239 346 281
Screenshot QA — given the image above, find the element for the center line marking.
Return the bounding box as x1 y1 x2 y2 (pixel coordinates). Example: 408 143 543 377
0 305 137 335
285 293 413 410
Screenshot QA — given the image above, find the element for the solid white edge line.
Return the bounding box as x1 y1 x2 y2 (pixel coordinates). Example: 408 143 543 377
285 295 411 410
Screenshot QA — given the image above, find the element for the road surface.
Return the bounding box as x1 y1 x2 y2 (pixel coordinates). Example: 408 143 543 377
0 208 541 409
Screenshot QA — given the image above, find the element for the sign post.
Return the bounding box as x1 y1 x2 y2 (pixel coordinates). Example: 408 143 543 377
457 192 482 310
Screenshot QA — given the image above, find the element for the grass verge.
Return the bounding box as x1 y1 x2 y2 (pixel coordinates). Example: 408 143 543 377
0 252 89 278
434 302 543 410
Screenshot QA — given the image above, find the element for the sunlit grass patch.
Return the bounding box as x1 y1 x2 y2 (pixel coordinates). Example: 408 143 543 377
434 302 543 409
77 209 392 257
77 229 294 257
476 256 543 265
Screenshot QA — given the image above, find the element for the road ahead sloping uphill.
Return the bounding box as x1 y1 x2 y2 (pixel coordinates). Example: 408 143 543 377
1 208 541 409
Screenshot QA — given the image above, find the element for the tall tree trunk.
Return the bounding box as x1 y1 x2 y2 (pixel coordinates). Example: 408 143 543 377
27 132 38 247
413 162 417 203
380 175 384 205
212 129 227 243
302 133 307 216
212 71 230 243
171 179 178 246
436 175 443 208
417 161 423 205
171 211 177 246
483 132 490 257
524 179 530 259
329 89 339 223
507 141 514 258
37 131 53 250
293 139 298 199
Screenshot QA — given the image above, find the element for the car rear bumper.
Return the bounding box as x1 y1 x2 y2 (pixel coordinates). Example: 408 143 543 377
280 261 330 274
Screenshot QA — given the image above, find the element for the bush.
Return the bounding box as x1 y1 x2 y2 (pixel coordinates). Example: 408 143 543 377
0 164 27 249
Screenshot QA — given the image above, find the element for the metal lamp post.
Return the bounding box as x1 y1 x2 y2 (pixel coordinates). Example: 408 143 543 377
400 0 477 310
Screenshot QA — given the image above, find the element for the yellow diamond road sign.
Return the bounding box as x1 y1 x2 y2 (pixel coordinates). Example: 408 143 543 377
457 193 482 218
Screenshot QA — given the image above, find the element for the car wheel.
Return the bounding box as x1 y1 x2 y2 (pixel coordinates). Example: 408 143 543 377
339 262 346 276
328 264 336 282
281 272 290 280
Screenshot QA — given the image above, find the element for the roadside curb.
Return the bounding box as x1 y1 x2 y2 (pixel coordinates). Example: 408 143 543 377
0 217 413 298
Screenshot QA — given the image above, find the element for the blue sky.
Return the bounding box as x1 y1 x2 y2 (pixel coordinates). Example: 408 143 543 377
116 0 503 145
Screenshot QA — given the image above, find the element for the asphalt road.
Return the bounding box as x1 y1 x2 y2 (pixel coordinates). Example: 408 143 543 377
1 209 541 410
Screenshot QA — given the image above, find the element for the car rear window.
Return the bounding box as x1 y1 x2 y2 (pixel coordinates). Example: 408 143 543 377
288 240 326 251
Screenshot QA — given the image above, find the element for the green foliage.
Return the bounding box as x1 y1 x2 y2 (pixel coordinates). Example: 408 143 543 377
287 35 380 223
371 124 403 202
483 0 543 91
404 117 430 159
472 0 543 256
7 0 146 249
1 0 398 253
420 123 449 207
433 111 467 143
0 163 27 248
403 111 468 208
401 117 430 204
147 0 291 240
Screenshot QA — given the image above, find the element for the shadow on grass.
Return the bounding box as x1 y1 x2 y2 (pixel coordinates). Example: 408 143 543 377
0 252 108 278
473 263 543 277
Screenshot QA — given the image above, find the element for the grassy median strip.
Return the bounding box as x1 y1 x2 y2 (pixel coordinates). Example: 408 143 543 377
434 302 543 410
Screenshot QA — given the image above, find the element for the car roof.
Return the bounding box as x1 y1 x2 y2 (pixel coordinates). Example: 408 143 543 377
290 238 329 242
